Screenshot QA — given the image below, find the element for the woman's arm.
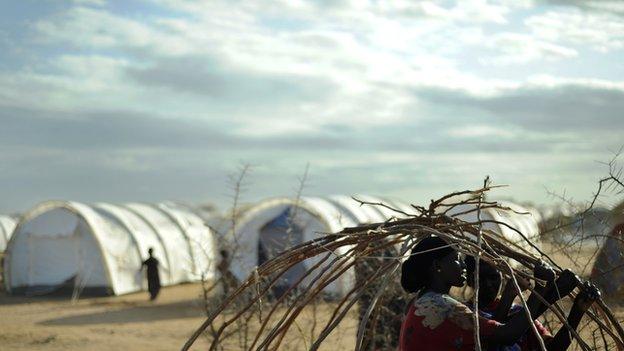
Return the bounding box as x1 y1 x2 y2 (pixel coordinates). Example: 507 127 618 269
546 282 601 351
485 269 579 345
493 275 531 321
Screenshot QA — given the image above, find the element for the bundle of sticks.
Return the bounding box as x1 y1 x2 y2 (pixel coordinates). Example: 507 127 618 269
183 185 624 351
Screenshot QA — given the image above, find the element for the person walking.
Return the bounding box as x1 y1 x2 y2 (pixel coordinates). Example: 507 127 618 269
142 248 161 301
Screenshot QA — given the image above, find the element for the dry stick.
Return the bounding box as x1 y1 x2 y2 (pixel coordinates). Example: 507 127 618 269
448 222 537 266
351 196 413 218
268 236 410 349
444 203 500 217
596 298 624 347
223 248 336 350
183 238 335 351
264 254 360 350
479 241 595 351
252 248 360 350
476 239 553 351
257 239 383 350
583 308 624 349
427 185 506 212
528 277 622 351
248 251 336 350
304 237 411 337
227 163 251 259
437 199 499 209
472 175 489 351
207 259 304 351
285 163 309 257
183 183 624 351
498 257 549 351
478 219 562 270
593 305 615 351
354 239 416 350
471 238 548 351
309 258 401 351
532 290 593 351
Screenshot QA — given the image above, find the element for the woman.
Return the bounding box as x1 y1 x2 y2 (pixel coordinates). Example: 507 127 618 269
465 255 601 351
399 236 579 351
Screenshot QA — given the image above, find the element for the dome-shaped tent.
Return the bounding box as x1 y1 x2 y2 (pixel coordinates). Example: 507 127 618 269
444 201 542 258
224 195 413 298
0 215 17 252
4 201 217 296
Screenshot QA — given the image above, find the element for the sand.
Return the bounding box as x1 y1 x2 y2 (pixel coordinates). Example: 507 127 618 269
0 283 358 350
0 283 211 350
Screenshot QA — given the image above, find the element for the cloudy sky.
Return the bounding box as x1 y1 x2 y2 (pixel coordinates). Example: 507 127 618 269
1 0 623 213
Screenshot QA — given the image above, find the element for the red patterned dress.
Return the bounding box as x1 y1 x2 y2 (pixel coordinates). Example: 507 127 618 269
399 291 501 351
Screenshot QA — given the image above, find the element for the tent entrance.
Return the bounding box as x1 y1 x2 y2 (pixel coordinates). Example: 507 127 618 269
25 235 80 296
259 208 307 297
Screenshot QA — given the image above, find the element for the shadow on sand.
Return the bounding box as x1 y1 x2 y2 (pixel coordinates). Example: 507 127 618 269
0 291 77 306
39 300 205 326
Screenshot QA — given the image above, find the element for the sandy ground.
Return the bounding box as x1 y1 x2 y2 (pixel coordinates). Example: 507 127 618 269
0 283 214 350
0 282 358 350
0 244 621 350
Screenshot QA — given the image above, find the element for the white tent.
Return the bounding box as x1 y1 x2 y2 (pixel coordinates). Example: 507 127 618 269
444 200 542 258
537 203 576 222
4 201 217 296
0 215 17 252
224 195 413 298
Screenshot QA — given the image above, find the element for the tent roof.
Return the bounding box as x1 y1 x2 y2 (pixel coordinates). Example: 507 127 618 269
223 195 412 297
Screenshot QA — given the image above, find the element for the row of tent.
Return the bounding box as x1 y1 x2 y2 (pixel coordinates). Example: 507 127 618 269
2 195 545 298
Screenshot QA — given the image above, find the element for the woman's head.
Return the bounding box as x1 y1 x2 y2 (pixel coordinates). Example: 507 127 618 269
465 255 502 305
401 236 467 293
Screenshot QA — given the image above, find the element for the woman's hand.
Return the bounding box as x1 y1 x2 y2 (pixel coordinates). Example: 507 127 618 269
573 281 601 312
534 261 556 284
553 269 581 299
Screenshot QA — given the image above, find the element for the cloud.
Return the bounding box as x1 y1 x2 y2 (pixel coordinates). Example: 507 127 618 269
525 9 624 52
125 55 336 104
0 0 622 212
482 32 577 65
447 125 515 138
413 80 624 132
540 0 624 17
0 107 346 152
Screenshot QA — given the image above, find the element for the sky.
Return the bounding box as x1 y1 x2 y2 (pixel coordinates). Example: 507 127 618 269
1 0 623 213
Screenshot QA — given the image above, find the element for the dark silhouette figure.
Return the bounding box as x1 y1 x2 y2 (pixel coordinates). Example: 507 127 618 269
217 250 238 296
142 248 161 301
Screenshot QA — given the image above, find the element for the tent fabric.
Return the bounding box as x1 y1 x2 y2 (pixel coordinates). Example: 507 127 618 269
4 201 217 296
444 201 542 258
0 215 17 252
224 195 413 297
